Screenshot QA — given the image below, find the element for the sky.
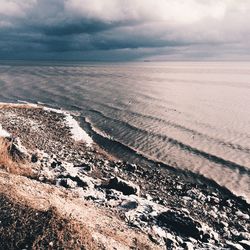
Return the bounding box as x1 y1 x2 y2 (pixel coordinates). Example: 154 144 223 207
0 0 249 61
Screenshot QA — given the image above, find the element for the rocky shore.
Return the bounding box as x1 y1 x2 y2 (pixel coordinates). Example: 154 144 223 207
0 103 249 250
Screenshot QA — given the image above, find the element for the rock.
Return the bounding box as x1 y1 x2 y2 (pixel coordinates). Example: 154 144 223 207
201 243 220 249
105 189 124 200
120 200 138 210
239 232 250 241
75 163 93 172
77 175 96 189
145 194 153 201
51 161 59 168
235 210 250 220
187 189 206 201
182 196 192 205
210 196 220 204
148 230 165 246
176 236 183 245
125 163 137 172
208 210 218 219
211 231 219 242
157 210 202 240
8 137 30 160
221 221 229 228
57 174 94 189
57 178 77 188
183 242 194 250
226 199 234 207
188 238 197 244
152 225 166 238
226 241 244 250
200 224 219 243
165 232 177 248
181 208 190 215
239 240 250 249
31 154 38 163
104 177 140 195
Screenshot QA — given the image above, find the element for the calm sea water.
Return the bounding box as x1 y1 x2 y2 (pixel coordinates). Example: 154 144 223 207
0 61 249 201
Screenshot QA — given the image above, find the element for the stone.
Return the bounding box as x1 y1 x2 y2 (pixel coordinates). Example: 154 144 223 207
235 210 250 220
165 232 177 249
57 174 94 189
125 163 137 172
182 196 192 204
176 236 183 245
226 199 234 207
210 196 220 204
187 189 206 202
31 154 38 163
145 194 153 201
57 178 77 188
181 208 190 215
208 210 218 219
221 221 229 228
151 225 165 238
239 232 250 241
239 240 250 249
226 241 244 250
183 242 194 250
75 163 93 172
104 177 140 195
188 237 197 243
157 210 202 240
120 200 138 210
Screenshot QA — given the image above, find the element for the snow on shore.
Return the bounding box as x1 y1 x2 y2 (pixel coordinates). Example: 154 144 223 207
0 102 92 145
0 101 39 108
0 124 10 138
64 113 93 145
43 107 93 146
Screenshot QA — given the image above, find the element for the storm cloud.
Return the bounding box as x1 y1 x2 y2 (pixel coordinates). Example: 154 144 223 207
0 0 250 60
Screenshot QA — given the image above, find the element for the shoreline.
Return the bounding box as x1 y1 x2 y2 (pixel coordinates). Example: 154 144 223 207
0 102 249 249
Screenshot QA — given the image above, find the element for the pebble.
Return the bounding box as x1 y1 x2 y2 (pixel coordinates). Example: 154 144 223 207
209 210 218 219
221 221 229 228
239 232 250 240
239 240 250 249
226 241 244 250
235 210 250 220
183 242 194 250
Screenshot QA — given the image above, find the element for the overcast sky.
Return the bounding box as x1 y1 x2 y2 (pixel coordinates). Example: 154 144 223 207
0 0 249 61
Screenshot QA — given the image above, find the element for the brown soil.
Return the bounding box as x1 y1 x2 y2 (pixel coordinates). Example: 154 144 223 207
0 169 159 250
0 193 97 250
0 137 33 177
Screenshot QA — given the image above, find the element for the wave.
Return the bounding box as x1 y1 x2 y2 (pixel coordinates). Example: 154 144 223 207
83 115 250 205
88 109 250 176
87 103 250 154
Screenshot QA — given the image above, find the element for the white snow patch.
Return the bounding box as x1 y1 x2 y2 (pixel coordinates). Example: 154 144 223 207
0 124 11 138
43 107 93 146
17 100 39 107
0 101 39 108
43 106 64 114
65 113 93 145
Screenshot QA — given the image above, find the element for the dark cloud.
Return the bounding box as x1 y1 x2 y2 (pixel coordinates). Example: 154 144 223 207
0 0 250 61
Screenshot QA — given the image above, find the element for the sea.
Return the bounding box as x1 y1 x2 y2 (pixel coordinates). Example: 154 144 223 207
0 61 249 202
